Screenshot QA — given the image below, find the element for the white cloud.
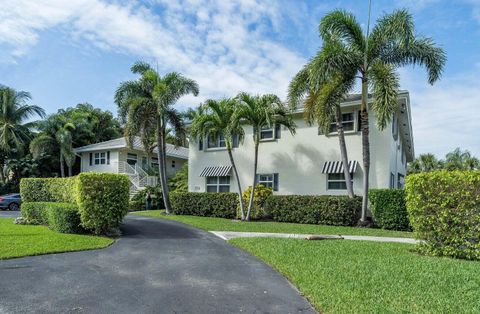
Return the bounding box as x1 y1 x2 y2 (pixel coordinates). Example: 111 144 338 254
0 0 306 102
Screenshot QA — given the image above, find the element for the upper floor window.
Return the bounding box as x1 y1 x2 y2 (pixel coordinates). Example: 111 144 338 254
207 134 226 149
329 113 355 133
206 176 230 192
327 173 353 190
260 126 274 140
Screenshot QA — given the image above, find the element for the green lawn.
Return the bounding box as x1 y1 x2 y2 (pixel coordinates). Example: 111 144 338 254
132 210 413 238
0 218 113 260
230 238 480 314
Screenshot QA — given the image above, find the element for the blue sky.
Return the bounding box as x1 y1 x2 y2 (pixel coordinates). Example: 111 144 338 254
0 0 479 157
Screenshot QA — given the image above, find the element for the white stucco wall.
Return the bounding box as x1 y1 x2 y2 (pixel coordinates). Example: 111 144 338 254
188 103 405 196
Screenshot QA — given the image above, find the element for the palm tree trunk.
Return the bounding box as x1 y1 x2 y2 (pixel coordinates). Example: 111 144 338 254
0 157 5 184
157 116 172 214
60 152 65 178
68 165 72 177
246 138 259 221
360 76 370 223
227 147 245 220
335 105 354 198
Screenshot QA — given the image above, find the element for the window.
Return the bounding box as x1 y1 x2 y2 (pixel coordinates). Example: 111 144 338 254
390 173 395 189
206 176 230 192
151 157 159 168
260 126 274 140
207 134 226 149
258 174 274 189
397 173 405 189
127 153 137 165
172 160 176 168
94 152 106 165
329 113 355 133
327 173 353 190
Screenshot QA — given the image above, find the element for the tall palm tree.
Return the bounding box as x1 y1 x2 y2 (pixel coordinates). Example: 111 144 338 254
115 61 199 214
190 99 247 219
407 153 442 174
294 9 445 222
236 92 296 220
0 86 45 182
289 68 356 197
445 148 479 171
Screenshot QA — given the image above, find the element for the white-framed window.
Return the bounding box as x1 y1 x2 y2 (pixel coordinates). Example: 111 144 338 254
329 112 355 133
151 156 159 168
206 176 230 193
260 125 274 140
327 173 353 190
94 152 106 165
258 174 274 189
207 134 226 149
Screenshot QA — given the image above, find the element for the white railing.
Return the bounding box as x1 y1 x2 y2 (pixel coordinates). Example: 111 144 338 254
116 161 158 194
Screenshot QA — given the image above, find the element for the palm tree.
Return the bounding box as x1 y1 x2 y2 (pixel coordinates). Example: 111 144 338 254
289 68 356 197
190 99 247 219
445 148 479 171
30 118 76 177
236 92 296 220
407 153 442 174
115 61 199 214
0 86 45 182
297 8 445 222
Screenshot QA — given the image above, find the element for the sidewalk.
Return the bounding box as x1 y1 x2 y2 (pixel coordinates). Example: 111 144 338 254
210 231 418 244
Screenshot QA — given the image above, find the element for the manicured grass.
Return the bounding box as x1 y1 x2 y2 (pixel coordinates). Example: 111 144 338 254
230 238 480 314
132 210 413 238
0 218 113 260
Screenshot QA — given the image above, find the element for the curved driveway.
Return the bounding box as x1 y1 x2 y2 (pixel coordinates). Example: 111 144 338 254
0 215 315 314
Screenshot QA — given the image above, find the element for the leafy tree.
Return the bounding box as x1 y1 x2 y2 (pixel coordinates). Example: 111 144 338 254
445 148 479 171
168 164 188 193
115 61 198 214
0 86 45 183
190 99 247 219
407 153 443 174
236 92 296 220
298 9 445 222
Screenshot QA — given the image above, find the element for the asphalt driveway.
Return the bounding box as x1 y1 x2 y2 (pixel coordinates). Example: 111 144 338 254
0 210 20 218
0 215 315 314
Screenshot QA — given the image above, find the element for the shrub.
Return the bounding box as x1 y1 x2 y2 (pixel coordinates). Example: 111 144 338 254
405 170 480 260
130 185 164 211
20 177 76 203
171 192 238 218
237 185 273 220
47 203 83 234
21 202 50 225
369 189 411 231
168 165 188 193
75 173 130 235
265 195 362 226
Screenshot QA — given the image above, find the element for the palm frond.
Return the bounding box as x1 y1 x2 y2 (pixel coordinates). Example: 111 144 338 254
370 61 400 130
319 10 365 52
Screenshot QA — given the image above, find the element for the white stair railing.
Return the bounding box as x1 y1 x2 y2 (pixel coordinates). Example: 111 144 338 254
116 161 158 194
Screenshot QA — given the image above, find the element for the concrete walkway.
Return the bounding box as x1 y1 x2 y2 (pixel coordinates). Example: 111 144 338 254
0 215 315 314
210 231 418 244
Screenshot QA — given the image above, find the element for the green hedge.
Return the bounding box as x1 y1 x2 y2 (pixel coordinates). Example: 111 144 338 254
20 177 77 203
265 195 362 226
405 170 480 260
171 192 238 218
21 202 51 225
47 203 83 234
369 189 411 231
75 173 130 234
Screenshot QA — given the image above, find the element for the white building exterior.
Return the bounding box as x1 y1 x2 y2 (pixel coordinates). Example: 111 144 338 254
188 91 414 195
74 137 188 194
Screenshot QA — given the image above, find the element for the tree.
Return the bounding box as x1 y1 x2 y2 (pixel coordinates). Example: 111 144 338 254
190 99 247 219
289 69 356 197
407 153 442 174
0 86 45 183
445 148 479 171
305 8 445 222
236 93 296 220
168 164 188 193
115 61 199 214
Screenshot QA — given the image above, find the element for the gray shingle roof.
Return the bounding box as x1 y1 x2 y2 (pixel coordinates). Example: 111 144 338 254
74 137 189 159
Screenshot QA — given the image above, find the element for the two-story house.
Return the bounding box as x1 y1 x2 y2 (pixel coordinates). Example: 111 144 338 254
188 91 414 195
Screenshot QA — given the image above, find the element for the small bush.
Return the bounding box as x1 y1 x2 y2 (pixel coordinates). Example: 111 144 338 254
405 170 480 260
237 185 273 220
47 203 83 234
265 195 362 226
21 202 50 225
369 189 411 231
130 185 164 211
75 173 130 235
171 192 238 218
20 177 76 203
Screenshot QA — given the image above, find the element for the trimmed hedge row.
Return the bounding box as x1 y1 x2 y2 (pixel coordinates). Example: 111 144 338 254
265 195 362 226
405 170 480 261
20 173 130 235
369 189 411 231
171 192 238 218
236 185 272 220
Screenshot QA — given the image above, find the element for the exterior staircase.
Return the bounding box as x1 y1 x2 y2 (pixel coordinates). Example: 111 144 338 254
116 161 158 198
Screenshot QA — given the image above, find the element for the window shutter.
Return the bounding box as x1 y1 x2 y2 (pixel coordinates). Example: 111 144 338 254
233 134 239 148
107 151 110 165
199 137 203 151
275 124 281 139
89 153 92 166
273 173 279 191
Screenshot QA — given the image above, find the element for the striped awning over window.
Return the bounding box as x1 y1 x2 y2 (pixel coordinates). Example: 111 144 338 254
321 161 358 174
199 166 232 177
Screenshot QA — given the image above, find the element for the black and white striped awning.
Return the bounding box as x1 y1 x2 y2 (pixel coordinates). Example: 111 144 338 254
199 166 232 177
321 161 359 174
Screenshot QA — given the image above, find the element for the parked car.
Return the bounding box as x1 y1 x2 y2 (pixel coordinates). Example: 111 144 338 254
0 193 21 211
